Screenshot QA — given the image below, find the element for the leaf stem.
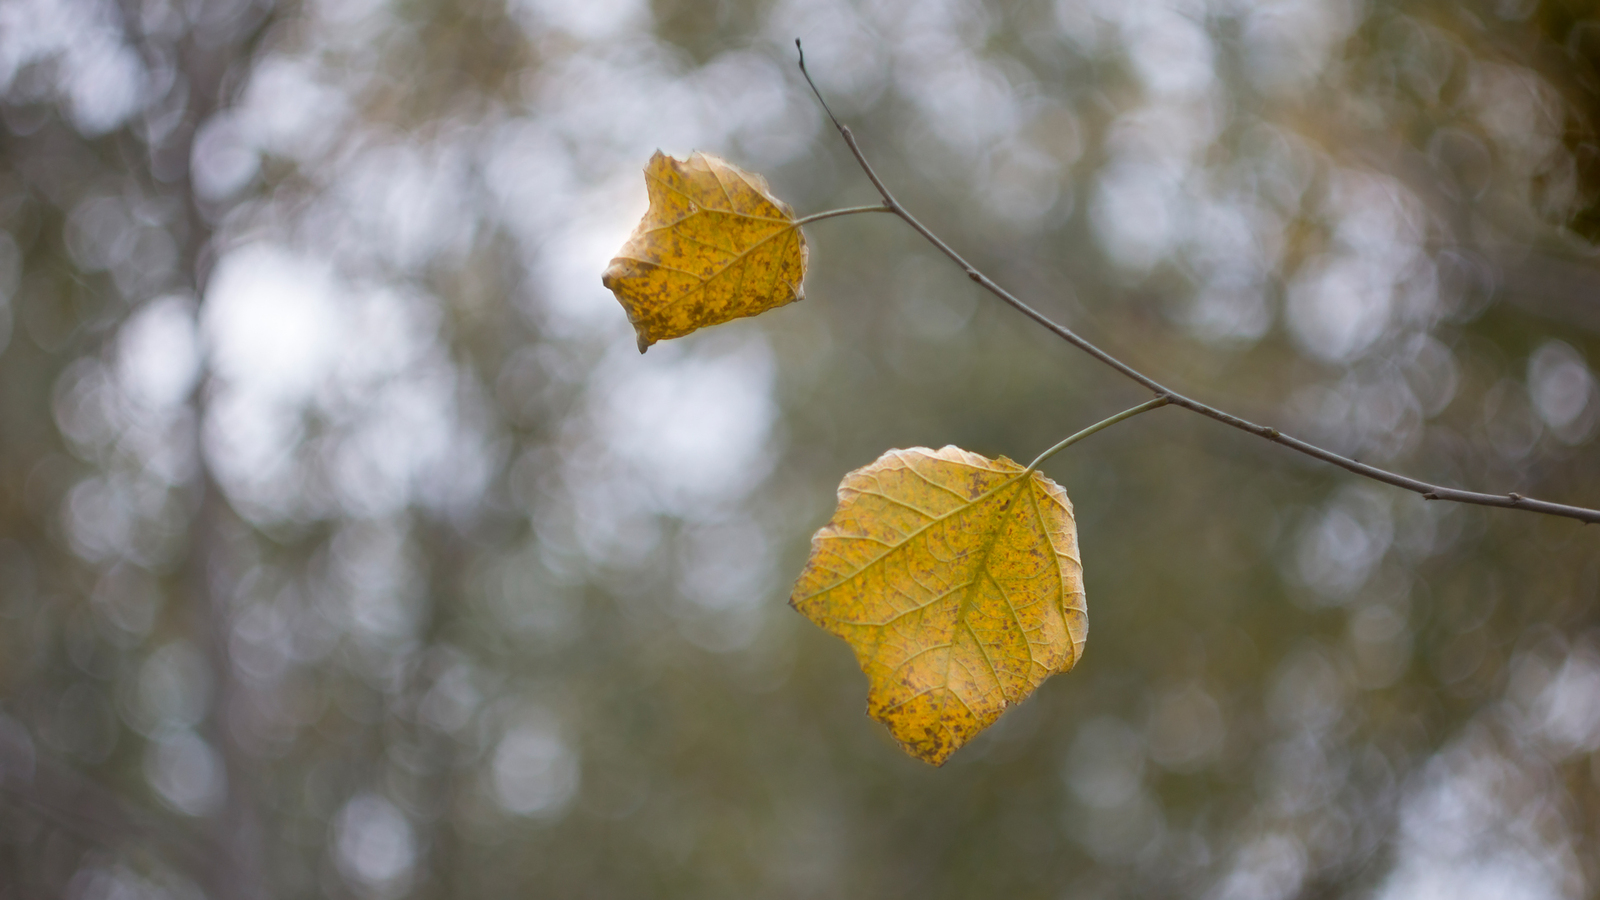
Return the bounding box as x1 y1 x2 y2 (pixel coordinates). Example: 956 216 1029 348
795 42 1600 526
1026 397 1170 473
794 205 896 227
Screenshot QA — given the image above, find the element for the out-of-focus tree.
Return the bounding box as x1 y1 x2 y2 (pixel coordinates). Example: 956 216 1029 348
0 0 1597 898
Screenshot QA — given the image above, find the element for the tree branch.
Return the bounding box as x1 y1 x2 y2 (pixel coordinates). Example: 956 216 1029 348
794 40 1600 526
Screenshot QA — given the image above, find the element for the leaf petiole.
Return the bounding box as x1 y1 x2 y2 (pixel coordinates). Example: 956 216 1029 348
793 204 895 227
1025 396 1171 473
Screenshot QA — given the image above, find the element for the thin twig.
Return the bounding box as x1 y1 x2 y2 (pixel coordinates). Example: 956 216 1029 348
794 41 1600 526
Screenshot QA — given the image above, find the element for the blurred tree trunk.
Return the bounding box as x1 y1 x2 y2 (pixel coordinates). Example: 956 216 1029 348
0 1 281 896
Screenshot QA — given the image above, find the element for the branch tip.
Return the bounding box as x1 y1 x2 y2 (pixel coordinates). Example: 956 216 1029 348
795 40 845 134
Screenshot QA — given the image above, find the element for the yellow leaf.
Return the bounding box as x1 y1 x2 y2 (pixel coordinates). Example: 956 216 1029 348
602 151 808 353
790 446 1087 766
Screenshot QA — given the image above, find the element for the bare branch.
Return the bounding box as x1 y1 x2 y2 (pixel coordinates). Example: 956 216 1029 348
795 45 1600 526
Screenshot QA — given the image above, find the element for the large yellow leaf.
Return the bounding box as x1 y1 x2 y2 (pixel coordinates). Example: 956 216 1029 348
602 151 808 353
791 446 1087 766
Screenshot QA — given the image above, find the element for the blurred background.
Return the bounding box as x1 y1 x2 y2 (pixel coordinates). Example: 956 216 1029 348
1 0 1599 897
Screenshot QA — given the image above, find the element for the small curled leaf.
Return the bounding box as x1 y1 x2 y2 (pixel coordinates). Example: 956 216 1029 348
790 446 1087 766
602 151 808 352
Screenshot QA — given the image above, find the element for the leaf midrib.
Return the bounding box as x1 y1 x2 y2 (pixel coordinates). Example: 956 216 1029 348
829 470 1029 740
801 468 1028 603
931 477 1030 737
638 211 801 317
